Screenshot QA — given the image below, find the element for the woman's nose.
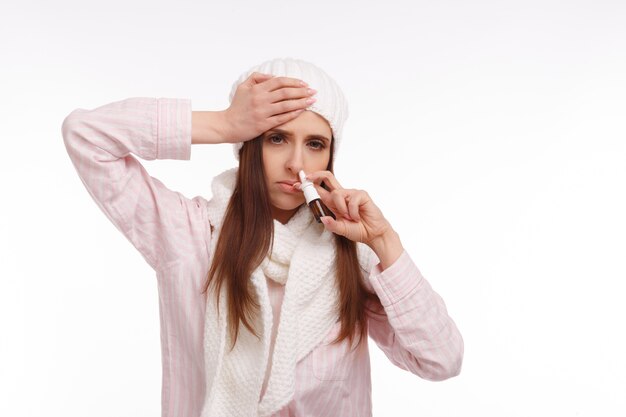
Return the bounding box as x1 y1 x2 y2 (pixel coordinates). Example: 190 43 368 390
286 147 305 173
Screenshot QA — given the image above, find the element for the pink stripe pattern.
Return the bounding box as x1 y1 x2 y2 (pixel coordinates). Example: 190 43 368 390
62 97 464 417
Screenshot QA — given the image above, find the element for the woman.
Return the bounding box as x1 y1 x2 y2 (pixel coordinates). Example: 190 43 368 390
62 57 464 417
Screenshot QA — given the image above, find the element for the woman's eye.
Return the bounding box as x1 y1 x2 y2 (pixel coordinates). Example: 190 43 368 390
268 135 283 144
267 135 325 150
309 140 325 150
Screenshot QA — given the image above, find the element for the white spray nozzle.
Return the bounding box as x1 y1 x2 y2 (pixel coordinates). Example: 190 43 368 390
298 170 319 204
298 170 308 184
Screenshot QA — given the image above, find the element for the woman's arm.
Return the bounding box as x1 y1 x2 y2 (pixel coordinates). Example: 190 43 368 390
298 169 464 380
62 97 211 271
62 77 315 271
191 110 230 144
359 243 465 381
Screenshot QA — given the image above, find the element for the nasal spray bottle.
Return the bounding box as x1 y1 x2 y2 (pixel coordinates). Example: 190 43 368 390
298 170 337 223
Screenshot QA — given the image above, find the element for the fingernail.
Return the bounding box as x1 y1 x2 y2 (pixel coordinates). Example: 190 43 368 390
300 80 308 86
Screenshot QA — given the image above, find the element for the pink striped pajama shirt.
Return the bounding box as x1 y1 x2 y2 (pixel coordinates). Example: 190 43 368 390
61 97 464 417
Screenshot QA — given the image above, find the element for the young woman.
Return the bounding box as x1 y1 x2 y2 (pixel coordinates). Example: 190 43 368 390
62 57 464 417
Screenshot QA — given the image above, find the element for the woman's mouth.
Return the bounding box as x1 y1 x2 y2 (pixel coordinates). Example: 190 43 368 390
278 182 300 194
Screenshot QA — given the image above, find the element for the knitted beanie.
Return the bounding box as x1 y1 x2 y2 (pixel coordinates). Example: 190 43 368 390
228 57 349 161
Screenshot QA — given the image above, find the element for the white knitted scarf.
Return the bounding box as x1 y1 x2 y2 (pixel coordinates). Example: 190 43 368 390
200 167 341 417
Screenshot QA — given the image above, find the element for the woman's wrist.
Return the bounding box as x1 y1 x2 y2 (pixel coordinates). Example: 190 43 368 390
367 228 404 271
191 110 231 144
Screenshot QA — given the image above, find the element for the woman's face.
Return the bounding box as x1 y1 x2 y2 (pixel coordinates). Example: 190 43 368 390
262 110 332 224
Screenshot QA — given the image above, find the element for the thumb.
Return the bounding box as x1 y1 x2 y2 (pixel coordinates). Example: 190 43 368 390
249 72 274 85
320 216 345 236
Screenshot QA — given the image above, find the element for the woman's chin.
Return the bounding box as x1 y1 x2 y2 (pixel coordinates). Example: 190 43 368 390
271 195 305 211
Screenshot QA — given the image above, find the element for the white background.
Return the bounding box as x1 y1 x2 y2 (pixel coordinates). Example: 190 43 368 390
1 0 625 416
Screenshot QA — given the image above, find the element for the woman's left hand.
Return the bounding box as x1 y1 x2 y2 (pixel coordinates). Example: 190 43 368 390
294 170 392 245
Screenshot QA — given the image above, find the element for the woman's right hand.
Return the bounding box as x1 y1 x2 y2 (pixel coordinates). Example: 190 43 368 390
222 72 317 143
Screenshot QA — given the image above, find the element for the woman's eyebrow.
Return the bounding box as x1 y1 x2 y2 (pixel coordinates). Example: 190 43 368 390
267 128 330 144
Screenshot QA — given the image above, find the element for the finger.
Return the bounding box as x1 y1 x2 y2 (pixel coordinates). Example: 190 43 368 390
346 193 361 221
304 170 344 191
330 189 352 220
249 72 275 85
260 76 309 93
268 93 316 116
320 216 347 237
266 107 307 126
267 86 317 104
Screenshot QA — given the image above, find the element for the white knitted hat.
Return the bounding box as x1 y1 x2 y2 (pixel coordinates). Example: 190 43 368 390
228 57 349 161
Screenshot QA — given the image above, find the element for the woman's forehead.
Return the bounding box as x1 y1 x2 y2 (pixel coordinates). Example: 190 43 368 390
271 110 332 140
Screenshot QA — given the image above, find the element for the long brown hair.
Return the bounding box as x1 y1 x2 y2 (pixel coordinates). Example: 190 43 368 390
200 133 380 352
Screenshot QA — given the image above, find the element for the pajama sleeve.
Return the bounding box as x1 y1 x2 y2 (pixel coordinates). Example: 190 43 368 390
62 97 211 271
359 244 464 381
